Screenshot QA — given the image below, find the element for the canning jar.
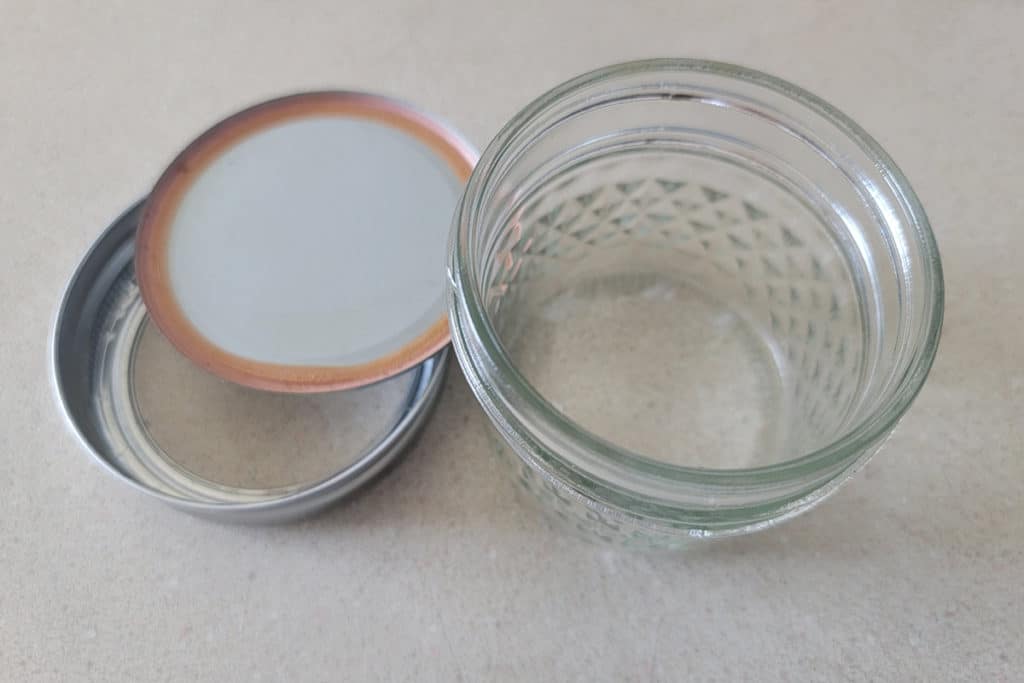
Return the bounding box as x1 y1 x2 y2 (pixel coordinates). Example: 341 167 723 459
448 59 943 546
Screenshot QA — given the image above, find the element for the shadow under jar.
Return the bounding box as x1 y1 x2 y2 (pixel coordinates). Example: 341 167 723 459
448 60 943 547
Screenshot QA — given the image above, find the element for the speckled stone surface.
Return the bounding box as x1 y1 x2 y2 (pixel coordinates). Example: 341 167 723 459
1 1 1021 680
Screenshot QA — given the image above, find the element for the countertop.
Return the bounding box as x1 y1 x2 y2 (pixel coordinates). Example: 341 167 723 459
2 1 1021 680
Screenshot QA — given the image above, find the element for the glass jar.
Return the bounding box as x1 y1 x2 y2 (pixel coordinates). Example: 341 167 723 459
448 59 943 547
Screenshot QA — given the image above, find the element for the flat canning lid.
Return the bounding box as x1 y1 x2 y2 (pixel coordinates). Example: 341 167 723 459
136 92 476 393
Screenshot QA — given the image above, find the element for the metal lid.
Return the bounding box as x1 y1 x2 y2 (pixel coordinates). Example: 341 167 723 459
53 92 476 521
136 92 476 393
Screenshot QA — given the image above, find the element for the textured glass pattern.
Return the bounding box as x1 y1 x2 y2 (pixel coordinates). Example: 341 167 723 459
482 153 864 468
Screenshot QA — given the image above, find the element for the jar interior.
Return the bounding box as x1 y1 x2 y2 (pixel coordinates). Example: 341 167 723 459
475 99 890 470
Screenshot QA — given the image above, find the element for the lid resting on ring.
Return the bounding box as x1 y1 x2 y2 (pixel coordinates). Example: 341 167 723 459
136 92 476 393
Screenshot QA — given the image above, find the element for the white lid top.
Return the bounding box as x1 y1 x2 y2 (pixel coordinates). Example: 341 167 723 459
136 92 476 392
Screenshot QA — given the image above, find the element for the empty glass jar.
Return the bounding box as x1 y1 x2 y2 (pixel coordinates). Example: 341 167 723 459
448 59 943 547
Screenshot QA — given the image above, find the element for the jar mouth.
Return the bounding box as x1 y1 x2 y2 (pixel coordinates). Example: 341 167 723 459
450 59 943 493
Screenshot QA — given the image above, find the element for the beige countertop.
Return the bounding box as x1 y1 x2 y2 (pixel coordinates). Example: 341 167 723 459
2 1 1021 680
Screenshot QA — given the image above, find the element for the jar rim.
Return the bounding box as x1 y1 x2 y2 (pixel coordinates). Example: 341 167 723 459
450 58 944 491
